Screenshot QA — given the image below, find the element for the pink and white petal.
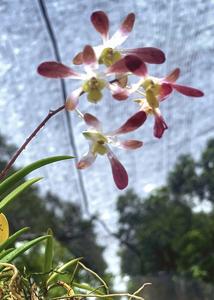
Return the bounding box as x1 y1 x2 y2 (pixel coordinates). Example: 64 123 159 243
82 45 97 66
107 13 135 48
120 12 135 34
106 57 129 74
159 83 173 101
109 84 130 101
124 55 147 76
90 11 109 41
106 55 146 74
154 112 168 138
77 150 97 169
119 140 143 150
84 113 102 130
37 61 80 78
110 111 147 135
124 47 165 64
164 68 180 82
172 84 204 97
107 151 128 190
73 52 83 65
65 87 82 111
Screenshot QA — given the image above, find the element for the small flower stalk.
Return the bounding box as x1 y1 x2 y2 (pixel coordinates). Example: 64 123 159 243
37 10 204 189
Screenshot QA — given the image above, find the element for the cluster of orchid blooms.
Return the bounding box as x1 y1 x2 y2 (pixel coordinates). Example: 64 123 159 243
37 11 204 190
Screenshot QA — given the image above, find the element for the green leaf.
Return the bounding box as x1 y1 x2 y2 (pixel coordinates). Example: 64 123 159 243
0 248 15 260
0 235 50 267
0 227 29 252
0 155 73 196
47 257 82 285
0 178 42 211
43 228 54 280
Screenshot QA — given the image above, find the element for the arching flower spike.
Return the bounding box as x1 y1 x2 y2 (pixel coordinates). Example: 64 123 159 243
77 111 147 189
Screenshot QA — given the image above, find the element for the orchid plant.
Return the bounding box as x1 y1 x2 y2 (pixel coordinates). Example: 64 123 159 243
37 11 204 190
0 9 205 299
0 10 204 191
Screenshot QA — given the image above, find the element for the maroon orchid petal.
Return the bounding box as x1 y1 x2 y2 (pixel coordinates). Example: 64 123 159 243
108 13 135 48
107 58 129 74
164 68 180 82
120 13 135 35
83 45 97 65
37 61 79 78
107 151 128 190
112 90 129 101
91 11 109 39
159 83 173 101
107 55 146 74
111 111 147 135
84 113 102 130
77 150 96 169
154 113 168 138
119 140 143 150
125 47 165 64
172 84 204 97
110 84 130 101
124 55 147 76
73 52 83 65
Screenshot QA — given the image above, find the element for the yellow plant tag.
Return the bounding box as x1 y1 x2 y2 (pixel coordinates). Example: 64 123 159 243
0 213 9 244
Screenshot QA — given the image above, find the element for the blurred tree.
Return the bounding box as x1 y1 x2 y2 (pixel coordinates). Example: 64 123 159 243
167 154 198 203
198 139 214 203
117 139 214 284
0 134 107 276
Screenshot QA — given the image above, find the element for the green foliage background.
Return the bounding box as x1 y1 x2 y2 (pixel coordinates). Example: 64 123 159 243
0 135 108 278
116 139 214 297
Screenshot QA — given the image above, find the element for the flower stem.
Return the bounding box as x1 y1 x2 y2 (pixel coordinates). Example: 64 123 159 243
75 108 84 119
0 105 65 182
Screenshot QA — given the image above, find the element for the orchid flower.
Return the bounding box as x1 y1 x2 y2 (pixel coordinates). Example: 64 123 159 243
38 45 107 109
131 66 204 138
73 11 165 67
77 111 147 189
37 45 140 107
